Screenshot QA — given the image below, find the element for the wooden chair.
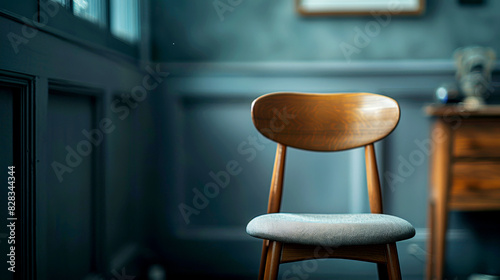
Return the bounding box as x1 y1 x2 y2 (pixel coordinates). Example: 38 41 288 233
246 92 415 280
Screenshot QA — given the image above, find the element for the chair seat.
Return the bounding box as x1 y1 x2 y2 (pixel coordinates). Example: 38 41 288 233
246 213 415 247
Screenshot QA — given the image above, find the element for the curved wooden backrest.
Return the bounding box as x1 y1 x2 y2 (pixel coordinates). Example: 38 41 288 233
252 92 400 151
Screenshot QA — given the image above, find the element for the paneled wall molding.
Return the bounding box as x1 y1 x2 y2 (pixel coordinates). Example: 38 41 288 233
48 79 108 100
1 8 154 276
163 59 500 103
162 59 493 77
0 70 37 280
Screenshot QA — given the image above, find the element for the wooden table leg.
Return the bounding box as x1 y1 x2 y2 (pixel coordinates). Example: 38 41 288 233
426 201 435 280
434 196 449 280
427 119 451 280
426 199 449 280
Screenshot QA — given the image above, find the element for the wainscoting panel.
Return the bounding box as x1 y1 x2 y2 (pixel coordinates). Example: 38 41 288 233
42 85 103 279
1 12 159 279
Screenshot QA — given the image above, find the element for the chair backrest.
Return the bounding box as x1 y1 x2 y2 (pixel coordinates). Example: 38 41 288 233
252 92 400 151
252 92 400 214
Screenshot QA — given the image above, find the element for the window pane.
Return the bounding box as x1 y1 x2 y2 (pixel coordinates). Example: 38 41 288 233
110 0 140 43
73 0 106 27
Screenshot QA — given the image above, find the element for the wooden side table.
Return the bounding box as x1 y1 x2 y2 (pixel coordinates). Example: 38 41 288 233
425 105 500 280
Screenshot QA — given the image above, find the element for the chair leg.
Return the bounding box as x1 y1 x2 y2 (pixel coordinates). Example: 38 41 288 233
386 243 402 280
377 263 389 280
377 243 402 280
258 240 269 280
263 241 282 280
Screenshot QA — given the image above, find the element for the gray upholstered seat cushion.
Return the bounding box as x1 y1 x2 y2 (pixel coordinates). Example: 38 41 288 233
246 213 415 247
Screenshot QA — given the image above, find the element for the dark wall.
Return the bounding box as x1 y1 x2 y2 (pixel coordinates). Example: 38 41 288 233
151 0 500 62
0 1 161 278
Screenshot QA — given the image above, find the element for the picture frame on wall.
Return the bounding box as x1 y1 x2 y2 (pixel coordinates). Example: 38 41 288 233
296 0 425 16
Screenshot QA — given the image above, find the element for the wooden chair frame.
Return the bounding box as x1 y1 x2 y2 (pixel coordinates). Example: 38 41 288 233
250 92 405 280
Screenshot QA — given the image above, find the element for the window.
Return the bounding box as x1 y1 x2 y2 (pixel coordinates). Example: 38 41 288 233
73 0 106 27
110 0 140 43
51 0 141 46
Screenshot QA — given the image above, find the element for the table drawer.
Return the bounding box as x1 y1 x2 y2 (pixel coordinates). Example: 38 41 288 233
452 161 500 197
453 120 500 158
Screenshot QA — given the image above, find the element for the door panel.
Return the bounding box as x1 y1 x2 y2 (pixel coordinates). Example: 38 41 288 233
45 91 96 279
